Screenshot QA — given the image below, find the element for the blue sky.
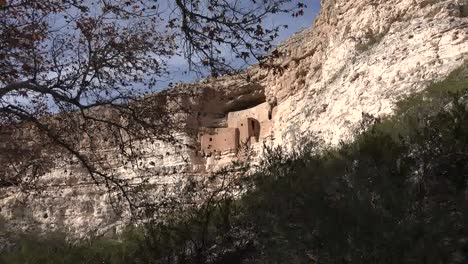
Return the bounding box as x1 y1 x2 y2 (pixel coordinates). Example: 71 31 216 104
271 1 321 44
158 1 321 89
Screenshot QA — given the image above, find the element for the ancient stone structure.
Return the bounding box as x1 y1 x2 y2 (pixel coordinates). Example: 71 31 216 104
199 127 239 155
197 102 275 156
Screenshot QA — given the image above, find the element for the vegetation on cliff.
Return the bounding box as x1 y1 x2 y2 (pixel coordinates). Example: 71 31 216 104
2 66 468 263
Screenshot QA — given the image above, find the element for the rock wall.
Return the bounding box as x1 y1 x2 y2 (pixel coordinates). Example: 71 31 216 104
2 0 468 237
258 0 468 147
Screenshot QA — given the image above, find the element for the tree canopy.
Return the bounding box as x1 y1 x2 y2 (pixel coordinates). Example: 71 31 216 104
0 0 305 207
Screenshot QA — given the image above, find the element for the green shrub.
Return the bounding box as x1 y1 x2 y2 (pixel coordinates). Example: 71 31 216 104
237 63 468 263
0 229 145 264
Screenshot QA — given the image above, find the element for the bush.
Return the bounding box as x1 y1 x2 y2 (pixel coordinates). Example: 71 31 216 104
237 63 468 263
0 229 146 264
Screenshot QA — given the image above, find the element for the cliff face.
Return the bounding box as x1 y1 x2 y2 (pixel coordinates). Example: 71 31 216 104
260 0 468 147
2 0 468 237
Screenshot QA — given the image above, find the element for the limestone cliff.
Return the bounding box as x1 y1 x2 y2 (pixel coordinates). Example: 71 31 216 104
2 0 468 237
260 0 468 147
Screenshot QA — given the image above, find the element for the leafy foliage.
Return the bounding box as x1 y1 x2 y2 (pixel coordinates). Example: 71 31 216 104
0 0 305 208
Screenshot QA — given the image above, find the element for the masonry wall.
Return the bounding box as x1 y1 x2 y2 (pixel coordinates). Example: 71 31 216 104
237 118 259 144
227 102 271 128
213 128 238 153
199 128 239 155
198 101 277 154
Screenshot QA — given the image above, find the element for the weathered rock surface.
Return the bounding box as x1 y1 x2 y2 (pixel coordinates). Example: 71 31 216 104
2 0 468 237
261 0 468 147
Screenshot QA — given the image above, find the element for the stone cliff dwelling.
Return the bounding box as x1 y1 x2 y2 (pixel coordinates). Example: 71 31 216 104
197 102 276 157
